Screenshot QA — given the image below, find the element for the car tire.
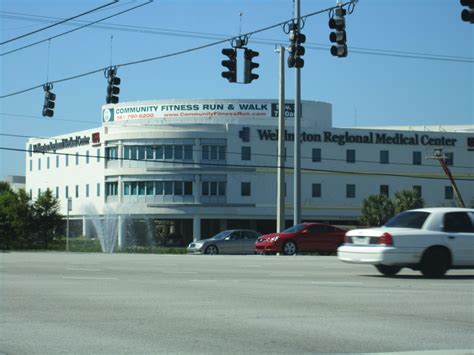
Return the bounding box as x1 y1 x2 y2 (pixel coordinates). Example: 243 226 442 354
282 241 297 256
420 247 450 278
375 264 402 276
204 245 219 255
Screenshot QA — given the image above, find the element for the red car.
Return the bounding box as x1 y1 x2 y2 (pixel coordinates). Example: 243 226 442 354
255 223 346 255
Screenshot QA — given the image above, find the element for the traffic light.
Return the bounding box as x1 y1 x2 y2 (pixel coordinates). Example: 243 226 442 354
221 48 237 83
42 83 56 118
106 67 120 104
244 48 259 83
461 0 474 23
329 7 348 57
287 23 306 68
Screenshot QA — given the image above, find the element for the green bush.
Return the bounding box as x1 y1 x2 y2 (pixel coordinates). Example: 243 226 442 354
48 236 102 252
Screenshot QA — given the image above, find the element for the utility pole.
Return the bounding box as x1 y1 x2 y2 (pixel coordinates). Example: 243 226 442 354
294 0 302 225
66 197 72 251
277 46 285 232
427 147 466 208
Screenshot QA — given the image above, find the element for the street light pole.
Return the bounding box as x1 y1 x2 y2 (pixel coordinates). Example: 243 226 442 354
294 0 302 225
277 46 286 232
66 197 72 251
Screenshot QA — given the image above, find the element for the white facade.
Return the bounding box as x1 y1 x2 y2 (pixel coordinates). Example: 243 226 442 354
25 99 474 247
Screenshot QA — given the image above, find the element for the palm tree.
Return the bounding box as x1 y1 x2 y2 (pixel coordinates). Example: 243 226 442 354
393 189 424 214
360 194 394 227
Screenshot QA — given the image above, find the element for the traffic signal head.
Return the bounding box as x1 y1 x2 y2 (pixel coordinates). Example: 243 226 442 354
106 68 120 104
461 0 474 23
42 84 56 117
329 7 348 57
287 23 306 69
221 48 237 83
244 48 259 84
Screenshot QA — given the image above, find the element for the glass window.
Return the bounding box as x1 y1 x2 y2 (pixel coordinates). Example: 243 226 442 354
385 211 429 229
413 185 422 197
210 146 218 160
55 186 59 198
106 182 118 196
380 150 389 164
218 146 225 160
65 154 69 167
312 183 321 198
184 145 193 160
155 181 163 195
38 158 41 170
56 155 59 168
241 182 251 196
380 185 389 196
76 152 79 165
312 148 321 162
174 145 183 160
155 146 163 159
346 149 355 163
86 150 90 164
124 182 131 196
97 148 100 162
86 184 89 198
146 146 154 160
146 181 154 195
210 181 217 196
131 182 137 195
413 151 422 165
202 145 209 160
130 146 137 161
29 160 32 171
346 184 356 198
164 145 173 159
174 181 183 195
97 183 100 197
443 212 473 233
65 186 69 198
75 185 79 198
445 186 454 200
138 182 145 195
218 182 226 196
38 188 41 197
124 146 131 160
202 181 209 195
184 181 193 195
241 146 251 161
138 146 145 161
164 181 173 195
445 152 454 166
47 157 50 169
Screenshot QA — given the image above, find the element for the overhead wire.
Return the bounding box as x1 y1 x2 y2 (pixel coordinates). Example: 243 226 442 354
0 0 119 45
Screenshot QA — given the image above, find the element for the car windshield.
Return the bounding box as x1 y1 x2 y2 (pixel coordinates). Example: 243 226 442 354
384 211 430 229
211 230 232 240
282 224 306 233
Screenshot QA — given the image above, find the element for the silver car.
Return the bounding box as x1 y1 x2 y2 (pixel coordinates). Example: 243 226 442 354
187 229 262 255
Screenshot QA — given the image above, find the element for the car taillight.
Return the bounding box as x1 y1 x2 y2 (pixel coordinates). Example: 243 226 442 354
379 232 393 245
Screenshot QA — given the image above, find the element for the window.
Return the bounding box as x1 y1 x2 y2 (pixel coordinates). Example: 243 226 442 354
146 146 154 160
241 182 251 196
86 184 89 198
164 145 173 159
413 151 422 165
174 145 183 160
346 149 355 163
210 181 217 196
96 148 101 162
184 145 193 160
131 182 137 195
202 181 226 196
106 182 118 196
445 186 454 200
97 183 100 197
29 189 32 199
445 152 454 166
218 181 226 196
174 181 183 195
202 181 209 195
380 185 389 196
29 160 32 171
346 184 356 198
312 148 321 162
76 152 79 165
202 145 225 161
155 145 163 159
65 186 69 198
124 182 131 195
155 181 163 195
146 181 154 195
138 182 145 195
55 186 59 198
184 181 193 195
86 150 90 164
106 147 118 161
47 157 50 169
164 181 173 195
218 146 225 160
380 150 389 164
65 154 69 167
312 183 321 198
38 158 41 170
75 185 79 198
241 146 251 161
138 146 145 160
443 212 474 233
413 185 422 197
124 146 131 160
56 155 59 168
38 188 41 197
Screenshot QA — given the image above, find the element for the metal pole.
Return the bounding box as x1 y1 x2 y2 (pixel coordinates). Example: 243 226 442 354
277 46 285 232
294 0 302 225
66 203 70 252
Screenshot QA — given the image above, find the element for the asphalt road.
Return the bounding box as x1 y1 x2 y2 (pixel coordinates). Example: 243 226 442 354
1 252 473 354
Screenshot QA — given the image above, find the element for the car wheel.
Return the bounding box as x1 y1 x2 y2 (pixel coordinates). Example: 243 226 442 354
204 245 219 255
282 241 297 256
375 264 402 276
420 247 450 278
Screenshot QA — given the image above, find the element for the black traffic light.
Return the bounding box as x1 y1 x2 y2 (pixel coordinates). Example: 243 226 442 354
461 0 474 23
244 48 259 83
221 48 237 83
288 23 306 68
329 7 348 57
42 83 56 118
106 67 120 104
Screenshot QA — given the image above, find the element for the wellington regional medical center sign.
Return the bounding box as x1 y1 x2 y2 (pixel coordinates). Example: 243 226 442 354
102 102 295 122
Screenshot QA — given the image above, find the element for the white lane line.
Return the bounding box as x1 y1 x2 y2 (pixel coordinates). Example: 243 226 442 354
67 268 100 271
162 271 198 274
62 276 118 280
189 279 218 282
311 281 363 285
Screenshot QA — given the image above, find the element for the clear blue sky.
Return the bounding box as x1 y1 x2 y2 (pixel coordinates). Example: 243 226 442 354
1 0 473 180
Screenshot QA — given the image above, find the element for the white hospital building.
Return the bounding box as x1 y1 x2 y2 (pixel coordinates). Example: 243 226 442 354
25 99 474 248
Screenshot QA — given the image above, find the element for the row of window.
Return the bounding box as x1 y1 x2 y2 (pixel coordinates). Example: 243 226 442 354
31 183 456 200
29 149 101 172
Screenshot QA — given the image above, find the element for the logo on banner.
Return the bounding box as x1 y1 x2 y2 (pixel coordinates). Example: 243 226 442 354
103 108 114 122
239 127 250 142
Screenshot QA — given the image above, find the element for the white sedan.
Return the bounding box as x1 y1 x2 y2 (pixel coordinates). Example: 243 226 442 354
338 207 474 277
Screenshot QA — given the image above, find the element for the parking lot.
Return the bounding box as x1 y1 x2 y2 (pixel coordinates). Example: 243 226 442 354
1 252 473 354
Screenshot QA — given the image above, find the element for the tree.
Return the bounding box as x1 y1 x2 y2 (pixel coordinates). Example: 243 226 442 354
359 194 394 227
0 181 12 194
13 189 34 248
0 190 19 249
32 189 62 249
393 189 424 214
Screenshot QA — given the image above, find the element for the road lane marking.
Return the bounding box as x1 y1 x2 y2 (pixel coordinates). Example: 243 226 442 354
62 276 118 280
162 271 198 274
310 281 363 285
66 268 100 271
189 279 218 282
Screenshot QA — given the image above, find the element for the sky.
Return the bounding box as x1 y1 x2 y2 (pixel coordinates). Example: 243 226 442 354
0 0 473 180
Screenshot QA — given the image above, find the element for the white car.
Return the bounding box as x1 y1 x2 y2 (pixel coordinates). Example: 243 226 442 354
338 207 474 277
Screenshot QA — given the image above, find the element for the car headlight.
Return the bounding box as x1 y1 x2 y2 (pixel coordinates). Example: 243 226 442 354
270 236 279 242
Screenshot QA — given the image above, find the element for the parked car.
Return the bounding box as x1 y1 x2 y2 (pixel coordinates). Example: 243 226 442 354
255 223 347 255
338 207 474 277
187 229 262 255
